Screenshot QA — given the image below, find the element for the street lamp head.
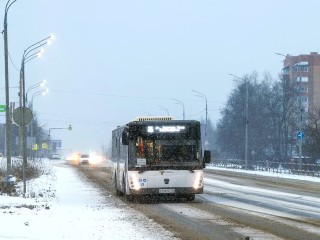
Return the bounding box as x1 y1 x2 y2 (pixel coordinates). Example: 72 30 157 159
192 89 207 100
47 34 56 45
228 73 248 83
158 105 169 116
38 88 49 97
40 79 47 87
172 98 183 105
23 35 54 61
31 89 48 101
37 48 45 58
172 98 185 120
228 73 243 80
275 52 287 57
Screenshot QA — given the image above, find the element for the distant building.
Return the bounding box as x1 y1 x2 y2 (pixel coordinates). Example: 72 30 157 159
280 52 320 158
282 52 320 112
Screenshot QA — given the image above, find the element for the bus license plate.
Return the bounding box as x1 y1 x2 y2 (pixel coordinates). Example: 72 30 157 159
159 189 175 194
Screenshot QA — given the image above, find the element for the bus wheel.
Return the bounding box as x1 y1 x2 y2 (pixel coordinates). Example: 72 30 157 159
114 175 123 196
186 194 195 201
123 178 134 202
125 194 134 202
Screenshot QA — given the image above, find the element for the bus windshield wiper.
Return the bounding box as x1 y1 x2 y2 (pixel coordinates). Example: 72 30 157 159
188 165 200 172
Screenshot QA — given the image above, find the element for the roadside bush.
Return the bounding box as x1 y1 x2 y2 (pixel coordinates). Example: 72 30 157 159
0 158 51 181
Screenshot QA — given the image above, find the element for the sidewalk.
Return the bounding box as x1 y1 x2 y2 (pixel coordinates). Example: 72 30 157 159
0 160 177 240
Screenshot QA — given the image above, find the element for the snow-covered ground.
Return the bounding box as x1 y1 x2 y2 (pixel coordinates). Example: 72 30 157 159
0 160 177 240
1 159 319 240
206 165 320 183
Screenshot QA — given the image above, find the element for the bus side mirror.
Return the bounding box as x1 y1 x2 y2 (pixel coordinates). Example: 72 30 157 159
122 129 129 145
203 150 211 164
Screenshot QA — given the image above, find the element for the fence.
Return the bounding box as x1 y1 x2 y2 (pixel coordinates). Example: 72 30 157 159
211 159 320 178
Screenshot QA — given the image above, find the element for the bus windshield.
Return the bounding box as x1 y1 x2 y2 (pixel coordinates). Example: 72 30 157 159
129 136 200 169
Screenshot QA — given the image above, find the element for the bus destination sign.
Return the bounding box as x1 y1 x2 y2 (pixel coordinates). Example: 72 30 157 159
147 125 186 133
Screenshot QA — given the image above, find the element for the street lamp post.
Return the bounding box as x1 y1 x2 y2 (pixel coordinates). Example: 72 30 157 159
19 80 47 157
172 98 185 120
47 125 72 158
192 90 208 148
48 126 72 150
30 89 48 105
21 35 53 107
3 0 17 175
29 89 48 157
19 80 46 155
26 80 47 103
158 105 169 116
20 35 54 196
229 74 249 170
48 125 72 138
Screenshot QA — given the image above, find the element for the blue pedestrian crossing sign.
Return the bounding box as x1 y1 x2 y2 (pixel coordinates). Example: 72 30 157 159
297 131 304 139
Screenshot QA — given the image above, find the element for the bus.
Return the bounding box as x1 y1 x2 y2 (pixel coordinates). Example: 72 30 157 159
111 116 211 201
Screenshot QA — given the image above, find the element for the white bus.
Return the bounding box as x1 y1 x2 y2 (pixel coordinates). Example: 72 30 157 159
111 117 211 201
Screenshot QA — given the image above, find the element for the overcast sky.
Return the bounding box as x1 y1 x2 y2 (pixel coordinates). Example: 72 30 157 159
1 0 320 154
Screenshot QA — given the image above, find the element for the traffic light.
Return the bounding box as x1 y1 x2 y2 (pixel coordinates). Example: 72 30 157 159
68 125 72 131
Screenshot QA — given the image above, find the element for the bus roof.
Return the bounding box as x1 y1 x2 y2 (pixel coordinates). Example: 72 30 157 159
129 119 199 125
133 116 175 121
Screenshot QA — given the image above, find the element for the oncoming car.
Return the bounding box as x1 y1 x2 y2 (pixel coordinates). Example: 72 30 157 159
79 154 90 165
52 153 61 160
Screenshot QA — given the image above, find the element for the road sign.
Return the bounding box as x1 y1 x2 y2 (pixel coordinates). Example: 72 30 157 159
12 107 33 126
32 144 38 151
297 131 304 139
0 105 6 112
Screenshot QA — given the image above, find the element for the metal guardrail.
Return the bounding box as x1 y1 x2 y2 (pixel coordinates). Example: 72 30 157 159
211 159 320 178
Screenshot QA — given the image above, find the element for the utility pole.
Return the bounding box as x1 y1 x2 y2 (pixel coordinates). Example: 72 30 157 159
192 90 208 149
245 77 248 170
298 76 303 170
229 74 249 170
3 0 17 175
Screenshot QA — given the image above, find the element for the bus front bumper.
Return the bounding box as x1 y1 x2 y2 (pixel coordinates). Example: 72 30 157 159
129 187 203 195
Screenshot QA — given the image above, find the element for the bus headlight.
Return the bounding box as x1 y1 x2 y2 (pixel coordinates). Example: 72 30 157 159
193 173 203 189
129 174 141 190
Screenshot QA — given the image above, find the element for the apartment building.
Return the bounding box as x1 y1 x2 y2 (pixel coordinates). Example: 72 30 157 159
282 52 320 112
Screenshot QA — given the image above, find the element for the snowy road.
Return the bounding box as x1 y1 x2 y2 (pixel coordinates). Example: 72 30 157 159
77 163 320 240
203 173 320 221
130 169 320 240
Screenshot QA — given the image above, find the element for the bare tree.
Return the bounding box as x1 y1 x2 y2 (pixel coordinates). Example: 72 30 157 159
215 71 297 163
302 107 320 162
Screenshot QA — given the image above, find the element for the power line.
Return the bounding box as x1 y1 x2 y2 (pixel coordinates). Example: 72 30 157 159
50 89 224 103
187 109 206 117
36 111 119 126
8 50 19 71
